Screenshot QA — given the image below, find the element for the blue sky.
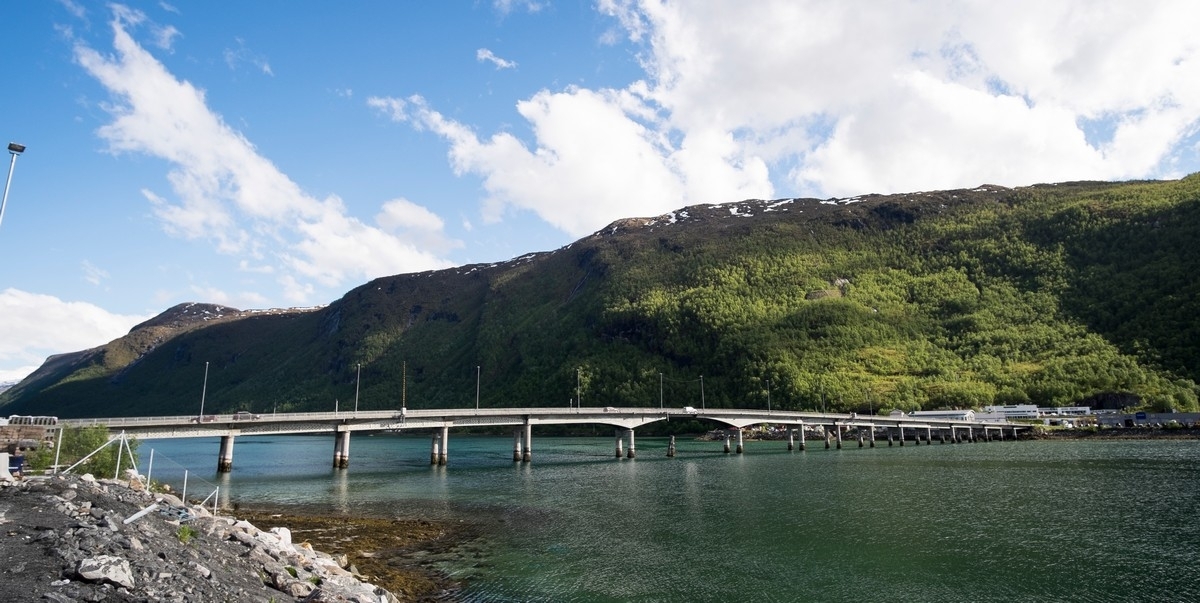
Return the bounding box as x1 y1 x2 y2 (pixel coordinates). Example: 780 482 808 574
2 1 1199 384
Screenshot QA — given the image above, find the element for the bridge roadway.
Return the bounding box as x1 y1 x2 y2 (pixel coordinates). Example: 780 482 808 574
60 407 1026 472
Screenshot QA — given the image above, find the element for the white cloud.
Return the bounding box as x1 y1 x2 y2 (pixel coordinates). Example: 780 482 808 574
0 289 153 383
384 0 1200 234
75 6 458 307
597 0 1200 197
81 260 110 286
224 38 273 75
370 87 772 236
477 48 517 70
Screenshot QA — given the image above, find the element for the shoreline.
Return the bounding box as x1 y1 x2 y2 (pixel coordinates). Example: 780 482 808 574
234 507 475 601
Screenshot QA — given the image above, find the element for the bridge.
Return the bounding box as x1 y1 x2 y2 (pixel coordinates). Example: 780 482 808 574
60 407 1029 472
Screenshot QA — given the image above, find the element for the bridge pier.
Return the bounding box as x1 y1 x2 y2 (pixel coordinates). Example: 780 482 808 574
523 422 532 462
824 428 831 449
835 424 843 449
887 430 893 446
439 426 449 465
667 435 676 457
431 435 440 465
615 429 624 458
940 429 947 444
869 425 875 448
513 429 522 462
723 435 731 453
627 429 636 459
736 429 744 454
799 425 806 451
925 427 932 445
332 429 350 469
969 427 976 443
857 430 864 448
788 428 795 451
950 426 958 443
898 425 905 446
217 435 235 473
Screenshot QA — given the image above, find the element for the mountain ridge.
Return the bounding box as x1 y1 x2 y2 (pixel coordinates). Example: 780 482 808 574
3 177 1198 418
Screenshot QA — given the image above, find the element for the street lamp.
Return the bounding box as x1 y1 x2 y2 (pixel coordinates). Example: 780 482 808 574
354 363 361 413
1 142 26 231
767 379 771 413
198 361 209 421
475 365 480 410
576 367 581 412
659 372 663 409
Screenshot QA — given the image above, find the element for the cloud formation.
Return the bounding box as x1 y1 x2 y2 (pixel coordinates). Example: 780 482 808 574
0 289 153 383
74 6 458 306
477 48 517 70
376 0 1200 241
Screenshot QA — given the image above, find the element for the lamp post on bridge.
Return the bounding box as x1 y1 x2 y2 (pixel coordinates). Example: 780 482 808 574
475 365 480 410
576 367 581 412
659 372 663 409
354 363 361 413
700 375 704 410
1 142 26 232
767 379 771 413
197 361 209 421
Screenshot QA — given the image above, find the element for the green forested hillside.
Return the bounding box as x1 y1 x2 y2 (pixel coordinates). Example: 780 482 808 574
3 176 1198 418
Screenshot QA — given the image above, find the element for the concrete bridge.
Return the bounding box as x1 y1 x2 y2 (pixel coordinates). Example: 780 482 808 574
60 407 1029 472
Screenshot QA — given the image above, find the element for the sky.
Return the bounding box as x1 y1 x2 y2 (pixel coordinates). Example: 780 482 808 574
1 1 1199 384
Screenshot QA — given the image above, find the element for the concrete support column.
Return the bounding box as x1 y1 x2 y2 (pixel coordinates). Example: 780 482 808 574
969 427 976 443
667 435 676 457
438 426 449 466
940 429 947 444
736 429 744 454
926 427 932 445
522 422 532 463
835 424 843 449
1011 426 1018 440
513 429 522 462
334 429 350 469
788 429 795 451
950 426 958 443
331 431 344 469
627 429 636 459
898 425 905 446
869 425 876 448
857 430 864 448
218 435 235 473
430 435 440 465
824 428 831 449
723 435 731 454
798 425 807 451
615 429 624 458
887 429 894 446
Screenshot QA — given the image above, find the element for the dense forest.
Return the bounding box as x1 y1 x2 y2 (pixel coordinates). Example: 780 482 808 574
3 176 1198 418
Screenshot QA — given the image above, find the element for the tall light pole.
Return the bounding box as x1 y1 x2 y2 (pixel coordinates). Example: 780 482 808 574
475 365 480 410
198 361 209 421
354 363 361 413
767 379 771 413
700 375 705 410
659 372 663 409
1 142 26 231
576 367 581 412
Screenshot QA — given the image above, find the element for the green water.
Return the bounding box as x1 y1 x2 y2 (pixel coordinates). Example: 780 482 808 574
142 435 1200 602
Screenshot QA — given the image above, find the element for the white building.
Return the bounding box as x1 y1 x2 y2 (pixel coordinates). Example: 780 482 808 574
983 404 1038 419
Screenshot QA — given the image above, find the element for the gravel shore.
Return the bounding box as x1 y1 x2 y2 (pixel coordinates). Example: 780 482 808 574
0 471 408 602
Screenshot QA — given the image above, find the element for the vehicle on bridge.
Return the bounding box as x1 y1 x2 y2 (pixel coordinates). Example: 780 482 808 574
233 411 261 421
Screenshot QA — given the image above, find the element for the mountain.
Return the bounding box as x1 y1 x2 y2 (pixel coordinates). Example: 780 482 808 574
3 176 1199 419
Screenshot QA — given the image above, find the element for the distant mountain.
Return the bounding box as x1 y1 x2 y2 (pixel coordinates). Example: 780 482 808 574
3 176 1198 419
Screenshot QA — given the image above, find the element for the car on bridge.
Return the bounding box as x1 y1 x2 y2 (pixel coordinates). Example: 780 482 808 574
232 411 261 420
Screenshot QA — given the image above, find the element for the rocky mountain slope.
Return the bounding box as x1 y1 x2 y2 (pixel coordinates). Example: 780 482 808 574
3 177 1199 418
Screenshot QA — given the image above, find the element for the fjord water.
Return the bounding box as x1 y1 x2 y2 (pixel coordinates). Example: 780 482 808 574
142 435 1199 602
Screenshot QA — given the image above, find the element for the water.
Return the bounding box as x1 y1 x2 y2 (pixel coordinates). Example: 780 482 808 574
139 434 1200 602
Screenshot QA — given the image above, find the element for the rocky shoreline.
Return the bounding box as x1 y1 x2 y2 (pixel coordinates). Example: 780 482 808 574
0 472 429 602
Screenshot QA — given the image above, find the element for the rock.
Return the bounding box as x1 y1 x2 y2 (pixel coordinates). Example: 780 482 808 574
76 555 135 589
